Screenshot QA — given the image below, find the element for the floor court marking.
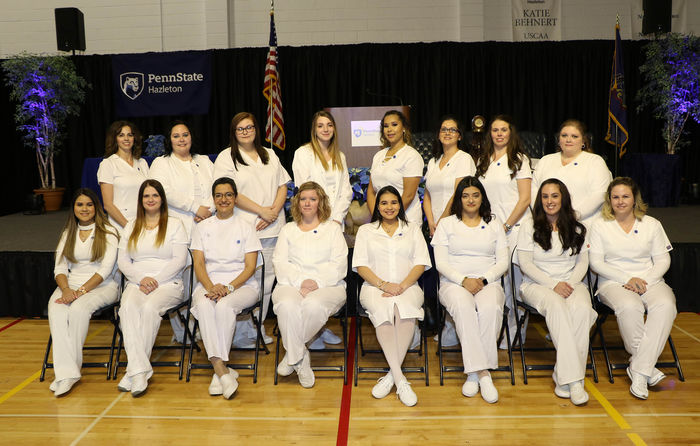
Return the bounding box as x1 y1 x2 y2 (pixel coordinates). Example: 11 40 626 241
626 433 648 446
336 317 356 446
0 318 24 334
673 323 700 344
0 324 110 406
70 392 125 446
585 378 631 429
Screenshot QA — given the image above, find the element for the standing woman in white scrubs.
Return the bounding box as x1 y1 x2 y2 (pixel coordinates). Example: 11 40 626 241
150 121 215 343
532 119 612 229
352 185 431 407
476 115 532 348
116 179 188 397
423 116 476 237
48 188 120 397
518 178 597 406
213 112 291 344
366 110 424 227
589 177 677 400
190 177 261 399
272 182 348 388
97 121 149 232
431 177 508 403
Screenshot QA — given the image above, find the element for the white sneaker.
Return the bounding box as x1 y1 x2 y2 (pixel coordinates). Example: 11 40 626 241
208 374 223 396
461 373 479 397
569 380 589 405
117 374 132 392
479 374 499 403
54 378 79 397
131 372 148 398
440 321 459 347
49 380 58 392
308 336 326 350
409 325 421 350
220 371 239 399
320 328 342 345
396 380 417 407
372 372 395 399
553 374 570 399
648 368 666 387
295 350 315 388
627 367 648 400
277 354 295 377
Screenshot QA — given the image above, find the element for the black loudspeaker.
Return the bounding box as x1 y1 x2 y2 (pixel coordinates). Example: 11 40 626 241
642 0 671 34
55 8 86 52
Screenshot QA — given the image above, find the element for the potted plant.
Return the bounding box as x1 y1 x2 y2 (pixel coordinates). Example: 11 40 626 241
2 52 88 211
633 33 700 206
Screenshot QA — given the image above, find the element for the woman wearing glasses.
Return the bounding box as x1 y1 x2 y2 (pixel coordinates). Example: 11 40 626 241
213 112 291 345
476 115 533 348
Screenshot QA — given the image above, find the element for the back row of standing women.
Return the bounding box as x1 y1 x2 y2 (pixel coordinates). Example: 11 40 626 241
48 110 677 409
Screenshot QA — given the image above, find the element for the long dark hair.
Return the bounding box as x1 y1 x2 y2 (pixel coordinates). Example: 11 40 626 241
370 185 408 225
431 114 468 159
476 115 527 179
59 188 118 263
450 176 493 223
128 179 169 252
532 178 586 254
164 120 198 156
104 120 142 158
228 112 269 170
379 110 412 148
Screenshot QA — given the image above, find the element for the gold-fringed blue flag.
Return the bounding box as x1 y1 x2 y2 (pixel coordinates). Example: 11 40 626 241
263 3 285 151
605 19 629 157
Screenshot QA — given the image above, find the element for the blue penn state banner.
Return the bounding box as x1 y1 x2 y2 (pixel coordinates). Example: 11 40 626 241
112 51 212 117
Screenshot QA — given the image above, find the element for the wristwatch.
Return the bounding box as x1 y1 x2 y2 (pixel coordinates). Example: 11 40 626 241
504 223 513 232
226 284 235 293
481 277 488 286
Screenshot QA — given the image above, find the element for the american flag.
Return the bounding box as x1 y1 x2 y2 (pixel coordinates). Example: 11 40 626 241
263 5 285 151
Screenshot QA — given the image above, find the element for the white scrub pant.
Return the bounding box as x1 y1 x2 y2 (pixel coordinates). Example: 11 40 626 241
118 281 184 377
598 281 677 377
273 285 346 365
259 237 277 321
191 285 258 362
521 282 597 385
47 281 119 382
439 281 504 373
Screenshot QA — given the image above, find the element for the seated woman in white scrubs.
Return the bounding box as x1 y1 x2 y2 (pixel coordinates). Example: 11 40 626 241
48 188 119 397
518 178 597 406
590 177 677 400
97 120 149 232
272 181 348 388
116 179 188 397
190 177 261 399
431 176 507 403
352 185 431 407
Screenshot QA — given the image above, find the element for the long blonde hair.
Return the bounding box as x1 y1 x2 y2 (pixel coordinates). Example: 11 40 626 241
59 188 118 263
308 111 343 171
128 179 169 252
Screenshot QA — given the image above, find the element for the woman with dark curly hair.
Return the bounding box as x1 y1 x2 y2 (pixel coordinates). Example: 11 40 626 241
518 178 596 406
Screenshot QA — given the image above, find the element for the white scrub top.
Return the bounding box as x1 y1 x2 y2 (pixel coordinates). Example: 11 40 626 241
213 147 291 239
97 154 149 229
479 152 532 229
369 145 424 226
54 225 119 286
424 150 475 222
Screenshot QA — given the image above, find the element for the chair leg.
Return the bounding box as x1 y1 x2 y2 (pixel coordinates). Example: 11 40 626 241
515 310 528 384
342 313 348 386
423 324 429 386
186 320 198 382
588 338 599 383
504 312 515 385
354 316 360 386
107 319 120 380
438 324 445 386
595 316 614 383
667 335 685 382
40 335 52 382
273 325 281 385
112 331 124 380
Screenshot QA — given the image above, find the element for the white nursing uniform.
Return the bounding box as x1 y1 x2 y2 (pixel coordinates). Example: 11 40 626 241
431 215 508 373
272 221 348 364
352 221 431 327
97 154 149 231
517 219 596 385
589 216 676 377
424 150 475 222
190 214 262 362
149 154 215 239
117 217 188 377
48 225 119 382
533 151 612 228
369 145 424 226
213 146 291 320
292 144 353 225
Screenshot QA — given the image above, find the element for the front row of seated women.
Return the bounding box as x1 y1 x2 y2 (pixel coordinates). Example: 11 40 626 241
48 175 677 405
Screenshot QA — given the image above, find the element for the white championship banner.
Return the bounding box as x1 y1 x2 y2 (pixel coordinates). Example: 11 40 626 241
512 0 561 42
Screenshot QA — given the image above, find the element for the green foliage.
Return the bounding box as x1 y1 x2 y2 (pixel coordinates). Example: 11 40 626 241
637 33 700 154
2 52 89 188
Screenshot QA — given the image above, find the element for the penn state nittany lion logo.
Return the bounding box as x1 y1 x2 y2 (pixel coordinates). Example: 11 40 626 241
353 129 362 137
120 72 145 100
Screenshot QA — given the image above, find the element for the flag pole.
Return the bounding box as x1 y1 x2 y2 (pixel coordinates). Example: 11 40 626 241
267 0 274 145
614 14 620 177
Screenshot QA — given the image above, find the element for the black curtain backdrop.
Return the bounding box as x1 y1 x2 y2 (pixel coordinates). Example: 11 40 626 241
2 40 699 216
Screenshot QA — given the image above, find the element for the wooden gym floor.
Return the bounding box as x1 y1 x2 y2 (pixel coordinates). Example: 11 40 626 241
0 313 698 446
